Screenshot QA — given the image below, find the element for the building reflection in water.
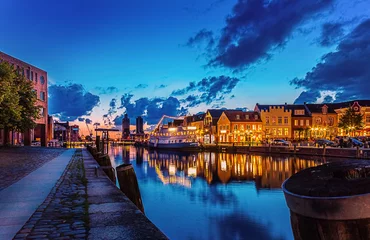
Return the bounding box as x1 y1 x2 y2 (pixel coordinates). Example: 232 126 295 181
147 150 325 189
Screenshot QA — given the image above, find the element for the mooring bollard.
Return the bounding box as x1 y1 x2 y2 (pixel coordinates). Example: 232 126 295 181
283 160 370 240
116 163 145 213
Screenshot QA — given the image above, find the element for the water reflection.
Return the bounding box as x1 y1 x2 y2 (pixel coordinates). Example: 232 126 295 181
108 146 333 240
146 150 322 189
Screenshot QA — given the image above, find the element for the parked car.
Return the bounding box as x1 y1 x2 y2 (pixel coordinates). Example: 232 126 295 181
272 139 290 146
31 140 41 146
350 138 364 147
315 139 337 147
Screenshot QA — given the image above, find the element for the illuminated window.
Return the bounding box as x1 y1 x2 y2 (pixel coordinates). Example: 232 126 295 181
278 128 282 136
234 124 238 130
273 128 276 135
284 128 289 136
294 110 305 115
246 125 251 130
306 120 309 126
272 117 276 124
265 116 269 124
236 115 240 120
366 116 370 123
254 115 258 120
240 125 244 131
252 125 256 130
258 125 262 131
300 120 304 126
294 120 298 126
246 114 249 120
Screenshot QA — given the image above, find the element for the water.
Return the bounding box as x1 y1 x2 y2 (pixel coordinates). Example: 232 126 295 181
108 146 341 240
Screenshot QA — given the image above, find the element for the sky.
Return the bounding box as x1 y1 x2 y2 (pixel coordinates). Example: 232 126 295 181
1 0 370 134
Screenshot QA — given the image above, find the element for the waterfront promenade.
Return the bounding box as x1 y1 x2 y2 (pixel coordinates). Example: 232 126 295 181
0 147 167 240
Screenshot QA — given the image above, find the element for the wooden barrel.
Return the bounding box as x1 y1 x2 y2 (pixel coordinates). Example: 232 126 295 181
283 160 370 240
116 163 145 213
96 154 112 167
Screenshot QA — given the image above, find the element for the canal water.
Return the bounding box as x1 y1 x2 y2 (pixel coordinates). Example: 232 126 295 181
108 146 341 240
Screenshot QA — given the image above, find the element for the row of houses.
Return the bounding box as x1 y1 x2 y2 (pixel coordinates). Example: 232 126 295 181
184 101 370 143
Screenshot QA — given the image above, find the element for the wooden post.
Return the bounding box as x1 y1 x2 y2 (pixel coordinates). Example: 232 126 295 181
116 164 145 213
323 144 326 156
283 160 370 240
96 136 100 152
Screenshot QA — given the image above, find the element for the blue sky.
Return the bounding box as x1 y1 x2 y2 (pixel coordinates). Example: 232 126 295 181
1 0 370 130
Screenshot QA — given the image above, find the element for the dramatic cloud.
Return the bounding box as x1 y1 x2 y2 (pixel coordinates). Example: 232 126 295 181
186 29 214 48
95 86 119 95
135 84 148 89
172 75 240 107
114 94 188 125
291 19 370 103
317 22 345 47
78 117 85 122
189 0 333 70
49 84 100 121
293 91 321 104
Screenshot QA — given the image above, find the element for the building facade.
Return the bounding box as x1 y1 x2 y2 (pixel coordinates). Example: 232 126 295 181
0 51 48 146
122 114 130 139
286 105 312 140
305 104 338 139
217 111 262 143
255 104 292 140
184 113 206 142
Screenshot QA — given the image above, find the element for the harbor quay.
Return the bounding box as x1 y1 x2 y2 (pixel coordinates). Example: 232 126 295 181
0 146 167 240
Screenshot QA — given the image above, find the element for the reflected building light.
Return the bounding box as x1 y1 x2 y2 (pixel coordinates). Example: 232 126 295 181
221 160 227 172
188 167 197 177
169 164 176 176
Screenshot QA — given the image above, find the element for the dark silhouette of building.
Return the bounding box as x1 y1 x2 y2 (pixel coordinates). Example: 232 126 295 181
136 116 144 134
54 121 80 142
122 114 130 139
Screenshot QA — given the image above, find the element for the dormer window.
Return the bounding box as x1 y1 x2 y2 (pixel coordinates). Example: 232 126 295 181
246 115 249 120
322 105 328 114
236 115 240 120
294 110 305 115
254 115 258 120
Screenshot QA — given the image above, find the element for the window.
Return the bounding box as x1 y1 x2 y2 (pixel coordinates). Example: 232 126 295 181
245 114 249 120
40 91 45 101
316 117 322 124
284 128 289 136
265 116 269 124
40 75 45 84
278 128 282 136
294 110 305 115
258 125 262 131
234 124 238 130
254 115 258 120
226 125 229 130
35 73 38 83
306 120 310 126
26 69 30 79
40 107 44 117
273 128 276 135
246 125 251 130
31 71 34 80
240 125 244 131
278 117 282 124
284 117 288 125
322 106 328 114
272 116 276 124
252 125 256 130
236 115 240 120
294 120 298 126
366 116 370 123
328 117 334 126
300 120 304 126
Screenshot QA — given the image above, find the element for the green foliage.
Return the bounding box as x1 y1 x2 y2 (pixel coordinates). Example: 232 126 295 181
338 107 364 134
0 62 39 132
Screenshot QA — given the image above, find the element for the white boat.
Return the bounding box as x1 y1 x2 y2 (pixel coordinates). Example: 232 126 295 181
149 115 200 149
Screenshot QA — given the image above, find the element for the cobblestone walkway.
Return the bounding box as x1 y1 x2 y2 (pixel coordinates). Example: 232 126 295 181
0 147 66 191
14 149 89 240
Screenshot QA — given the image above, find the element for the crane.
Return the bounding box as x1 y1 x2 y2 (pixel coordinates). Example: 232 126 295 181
85 122 93 141
153 115 185 132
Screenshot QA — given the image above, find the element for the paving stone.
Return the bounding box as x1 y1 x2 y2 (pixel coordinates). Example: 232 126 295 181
14 149 89 239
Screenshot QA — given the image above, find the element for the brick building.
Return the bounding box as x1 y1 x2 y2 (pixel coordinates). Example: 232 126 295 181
0 51 48 146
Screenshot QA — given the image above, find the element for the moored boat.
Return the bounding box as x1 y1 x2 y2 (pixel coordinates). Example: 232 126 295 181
149 115 200 149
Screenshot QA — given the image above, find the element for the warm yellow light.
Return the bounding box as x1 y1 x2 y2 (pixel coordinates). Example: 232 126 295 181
169 164 176 175
188 167 197 177
221 160 227 171
220 130 227 133
187 126 197 130
169 128 177 132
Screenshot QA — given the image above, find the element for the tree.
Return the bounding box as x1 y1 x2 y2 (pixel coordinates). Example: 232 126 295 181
0 62 39 145
338 107 364 136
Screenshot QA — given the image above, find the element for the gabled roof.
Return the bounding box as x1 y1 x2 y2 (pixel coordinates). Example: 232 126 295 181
255 103 311 116
185 113 206 123
223 110 262 122
207 109 239 119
